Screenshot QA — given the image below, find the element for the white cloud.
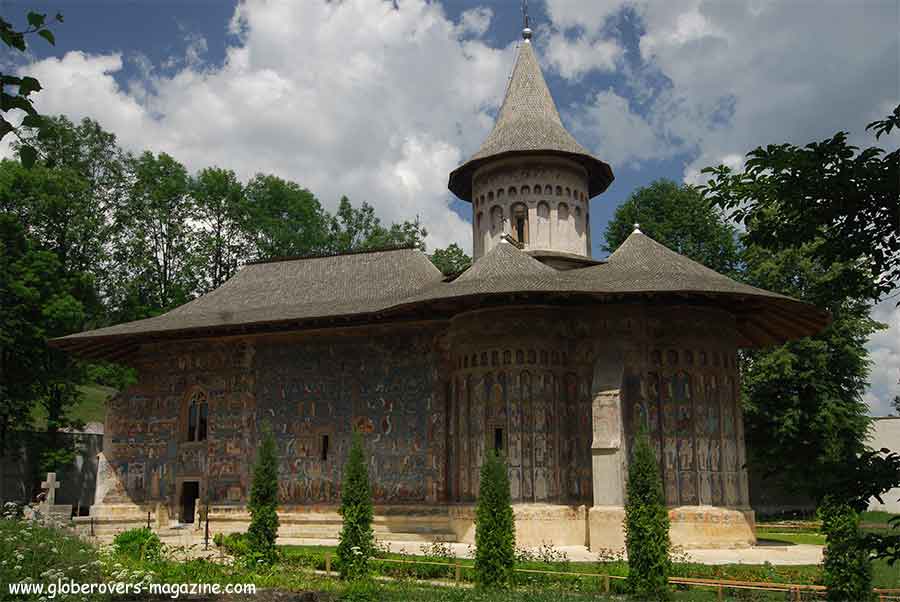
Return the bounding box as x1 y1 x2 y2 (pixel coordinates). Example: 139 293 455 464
569 89 680 168
866 298 900 416
18 0 521 252
544 33 622 80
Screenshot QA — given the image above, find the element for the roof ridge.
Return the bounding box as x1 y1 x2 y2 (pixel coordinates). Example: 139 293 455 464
247 244 421 265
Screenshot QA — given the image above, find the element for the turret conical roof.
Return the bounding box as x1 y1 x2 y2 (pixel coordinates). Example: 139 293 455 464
448 38 613 201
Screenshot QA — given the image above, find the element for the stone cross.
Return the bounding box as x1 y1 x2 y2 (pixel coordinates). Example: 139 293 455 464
41 472 60 505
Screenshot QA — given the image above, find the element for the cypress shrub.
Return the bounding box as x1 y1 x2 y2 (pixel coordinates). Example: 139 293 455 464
338 432 375 580
247 426 280 563
474 449 516 589
820 497 873 602
625 427 671 600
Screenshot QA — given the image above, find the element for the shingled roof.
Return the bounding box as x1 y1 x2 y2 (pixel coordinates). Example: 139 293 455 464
447 37 613 201
53 231 828 357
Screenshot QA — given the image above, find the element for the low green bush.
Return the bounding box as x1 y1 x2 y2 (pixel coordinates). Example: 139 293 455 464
820 499 873 602
113 526 163 562
213 531 251 556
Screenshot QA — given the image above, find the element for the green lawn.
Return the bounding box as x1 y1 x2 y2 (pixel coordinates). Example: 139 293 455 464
755 528 827 546
29 383 115 428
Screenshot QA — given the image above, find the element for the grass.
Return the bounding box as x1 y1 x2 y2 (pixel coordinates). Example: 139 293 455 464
861 510 900 525
29 383 116 428
755 528 827 546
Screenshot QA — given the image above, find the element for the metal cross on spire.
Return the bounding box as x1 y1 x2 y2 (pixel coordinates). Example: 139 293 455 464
522 0 532 40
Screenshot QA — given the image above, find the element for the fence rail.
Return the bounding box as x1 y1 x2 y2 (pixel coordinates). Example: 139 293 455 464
317 553 900 601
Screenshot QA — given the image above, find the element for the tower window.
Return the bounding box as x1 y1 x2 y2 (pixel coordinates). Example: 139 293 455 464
512 203 528 243
494 428 504 454
321 434 329 461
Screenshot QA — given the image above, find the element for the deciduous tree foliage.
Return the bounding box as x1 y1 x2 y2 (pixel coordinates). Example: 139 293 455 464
0 10 63 166
192 167 249 292
702 104 900 302
429 243 472 276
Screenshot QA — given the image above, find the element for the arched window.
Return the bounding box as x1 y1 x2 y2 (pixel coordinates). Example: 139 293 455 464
558 202 569 222
508 186 517 197
521 185 530 196
185 389 208 442
556 185 562 196
544 185 553 195
497 188 505 199
512 203 528 244
490 205 503 234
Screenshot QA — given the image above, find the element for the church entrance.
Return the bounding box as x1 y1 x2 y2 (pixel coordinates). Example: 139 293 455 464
180 481 200 523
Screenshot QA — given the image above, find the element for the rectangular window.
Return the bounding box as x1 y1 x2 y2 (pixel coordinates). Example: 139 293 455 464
321 434 329 462
494 427 504 454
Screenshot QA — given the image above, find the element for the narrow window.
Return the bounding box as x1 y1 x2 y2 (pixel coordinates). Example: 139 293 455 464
494 428 504 454
185 390 208 442
515 215 526 241
321 434 329 461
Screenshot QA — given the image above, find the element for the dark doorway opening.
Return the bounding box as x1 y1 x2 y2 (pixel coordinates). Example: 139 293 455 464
181 481 200 523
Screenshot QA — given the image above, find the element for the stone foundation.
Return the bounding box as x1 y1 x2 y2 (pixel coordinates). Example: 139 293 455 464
83 502 755 550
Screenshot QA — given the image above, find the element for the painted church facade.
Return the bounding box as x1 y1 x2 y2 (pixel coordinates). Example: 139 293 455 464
57 27 828 549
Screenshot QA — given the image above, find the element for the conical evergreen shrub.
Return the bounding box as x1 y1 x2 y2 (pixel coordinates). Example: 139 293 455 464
247 426 280 563
338 432 374 580
625 426 671 600
820 496 873 602
474 449 515 589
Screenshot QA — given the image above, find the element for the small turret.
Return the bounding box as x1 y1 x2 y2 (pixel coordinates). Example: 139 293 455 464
448 23 613 261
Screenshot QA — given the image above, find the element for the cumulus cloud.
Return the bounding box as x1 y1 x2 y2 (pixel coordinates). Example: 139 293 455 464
544 33 622 80
866 299 900 416
568 89 680 168
18 0 522 252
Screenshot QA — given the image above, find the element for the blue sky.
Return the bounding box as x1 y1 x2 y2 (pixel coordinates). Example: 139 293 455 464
5 0 899 413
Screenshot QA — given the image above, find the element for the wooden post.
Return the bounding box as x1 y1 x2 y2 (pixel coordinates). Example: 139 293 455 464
603 574 610 593
325 552 332 576
147 511 151 529
717 585 724 602
454 562 461 583
90 516 94 537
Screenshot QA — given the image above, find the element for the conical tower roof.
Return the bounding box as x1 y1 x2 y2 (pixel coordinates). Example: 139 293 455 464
448 35 613 201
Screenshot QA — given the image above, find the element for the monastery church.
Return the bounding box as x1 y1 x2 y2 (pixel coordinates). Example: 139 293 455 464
55 24 828 549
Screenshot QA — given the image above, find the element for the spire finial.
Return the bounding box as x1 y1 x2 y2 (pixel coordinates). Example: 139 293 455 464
522 0 532 41
633 223 641 233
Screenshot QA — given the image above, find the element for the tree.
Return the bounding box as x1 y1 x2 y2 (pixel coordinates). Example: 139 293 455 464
429 243 472 276
738 241 881 502
247 427 280 564
702 104 900 302
326 196 426 253
0 213 86 487
192 167 248 292
0 10 63 166
337 432 374 580
242 174 328 260
110 151 197 320
624 427 671 600
604 179 740 275
474 450 515 589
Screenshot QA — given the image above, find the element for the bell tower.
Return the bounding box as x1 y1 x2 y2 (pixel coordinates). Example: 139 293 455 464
448 20 614 261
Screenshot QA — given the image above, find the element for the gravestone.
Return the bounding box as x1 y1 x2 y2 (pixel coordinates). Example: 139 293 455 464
40 472 73 519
